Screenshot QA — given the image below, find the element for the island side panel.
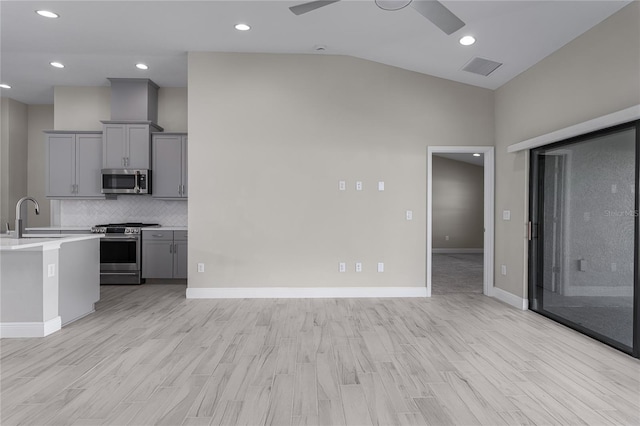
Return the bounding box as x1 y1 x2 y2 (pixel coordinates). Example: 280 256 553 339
42 248 60 324
58 238 100 325
1 250 46 322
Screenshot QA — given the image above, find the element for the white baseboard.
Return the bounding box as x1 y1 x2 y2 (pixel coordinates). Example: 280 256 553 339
0 316 62 338
432 248 484 254
186 286 428 299
490 287 528 310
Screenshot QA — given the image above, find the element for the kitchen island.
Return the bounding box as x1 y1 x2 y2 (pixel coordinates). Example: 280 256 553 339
0 234 102 337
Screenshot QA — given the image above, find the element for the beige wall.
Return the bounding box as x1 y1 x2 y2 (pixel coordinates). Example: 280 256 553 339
54 87 110 130
158 88 188 132
188 52 494 289
494 1 640 298
432 156 483 249
54 86 187 131
27 105 54 227
0 97 28 228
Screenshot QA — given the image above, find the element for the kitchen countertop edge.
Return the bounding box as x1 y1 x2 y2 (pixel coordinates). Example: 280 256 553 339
0 234 104 251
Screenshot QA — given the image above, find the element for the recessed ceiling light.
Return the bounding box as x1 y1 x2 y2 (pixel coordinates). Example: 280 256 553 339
460 36 476 46
473 153 481 157
36 10 59 18
50 61 65 68
234 23 251 31
136 63 149 70
0 84 11 89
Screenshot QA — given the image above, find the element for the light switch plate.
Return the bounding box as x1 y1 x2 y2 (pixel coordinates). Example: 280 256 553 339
378 181 385 191
501 265 507 276
377 262 384 272
47 264 55 278
197 263 205 272
502 210 511 221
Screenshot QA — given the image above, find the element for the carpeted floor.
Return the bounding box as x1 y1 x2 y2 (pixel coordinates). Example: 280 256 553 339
432 253 483 295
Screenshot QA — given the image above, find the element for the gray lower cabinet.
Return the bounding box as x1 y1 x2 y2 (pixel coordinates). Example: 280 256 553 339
45 131 104 198
102 121 163 169
152 133 188 199
142 230 187 279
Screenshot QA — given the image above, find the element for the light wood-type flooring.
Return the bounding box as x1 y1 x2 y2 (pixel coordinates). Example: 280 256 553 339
1 283 639 425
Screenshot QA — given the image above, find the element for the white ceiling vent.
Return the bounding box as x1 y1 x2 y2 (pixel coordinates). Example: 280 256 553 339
462 57 503 76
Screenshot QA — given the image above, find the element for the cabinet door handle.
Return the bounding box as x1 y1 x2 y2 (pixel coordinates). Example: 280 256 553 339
178 185 182 195
169 244 173 254
71 184 75 194
74 184 78 194
174 243 178 253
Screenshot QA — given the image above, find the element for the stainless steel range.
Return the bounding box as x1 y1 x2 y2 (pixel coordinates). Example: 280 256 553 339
91 222 158 284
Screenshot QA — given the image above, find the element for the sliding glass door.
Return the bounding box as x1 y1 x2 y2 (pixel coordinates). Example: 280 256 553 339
529 120 639 357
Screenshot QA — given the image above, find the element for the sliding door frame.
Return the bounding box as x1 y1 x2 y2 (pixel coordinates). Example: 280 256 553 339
528 120 640 358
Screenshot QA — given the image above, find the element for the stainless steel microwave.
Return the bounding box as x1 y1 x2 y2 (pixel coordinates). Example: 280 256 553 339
101 169 151 194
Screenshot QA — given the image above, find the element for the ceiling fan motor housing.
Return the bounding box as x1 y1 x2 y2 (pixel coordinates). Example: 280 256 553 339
375 0 413 11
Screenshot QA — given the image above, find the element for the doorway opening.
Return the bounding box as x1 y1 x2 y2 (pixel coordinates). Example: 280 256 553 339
427 146 495 297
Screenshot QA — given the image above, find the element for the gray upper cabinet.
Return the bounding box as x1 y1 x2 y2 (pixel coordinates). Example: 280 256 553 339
46 131 104 199
102 121 163 169
152 133 188 199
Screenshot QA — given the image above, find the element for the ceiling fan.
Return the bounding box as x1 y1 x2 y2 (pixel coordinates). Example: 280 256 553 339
289 0 465 35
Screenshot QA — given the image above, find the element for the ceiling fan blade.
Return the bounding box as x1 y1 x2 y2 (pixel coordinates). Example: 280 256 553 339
289 0 341 16
410 0 465 35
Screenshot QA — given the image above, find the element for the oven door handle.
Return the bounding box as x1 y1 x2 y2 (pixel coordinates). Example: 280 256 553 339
100 235 140 241
101 236 139 241
100 272 139 276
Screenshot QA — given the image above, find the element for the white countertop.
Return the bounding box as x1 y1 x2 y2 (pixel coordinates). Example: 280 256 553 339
26 226 93 231
0 234 103 251
151 226 188 231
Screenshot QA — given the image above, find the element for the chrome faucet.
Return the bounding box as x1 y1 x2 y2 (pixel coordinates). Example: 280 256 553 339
15 197 40 238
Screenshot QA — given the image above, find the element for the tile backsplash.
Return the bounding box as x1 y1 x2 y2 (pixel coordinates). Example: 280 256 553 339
60 197 187 226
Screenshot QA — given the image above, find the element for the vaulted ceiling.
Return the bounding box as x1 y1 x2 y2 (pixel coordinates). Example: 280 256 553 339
0 0 631 104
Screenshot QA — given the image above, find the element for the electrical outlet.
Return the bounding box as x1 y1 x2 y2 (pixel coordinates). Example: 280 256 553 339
445 235 449 241
197 263 205 273
356 181 363 191
47 264 55 278
377 262 384 272
355 262 362 272
339 262 346 273
406 210 413 221
339 180 346 191
501 265 507 276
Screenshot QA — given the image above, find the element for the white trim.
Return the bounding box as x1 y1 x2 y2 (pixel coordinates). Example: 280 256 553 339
186 286 428 299
508 105 640 153
427 146 495 298
432 248 483 254
0 316 61 338
490 287 528 310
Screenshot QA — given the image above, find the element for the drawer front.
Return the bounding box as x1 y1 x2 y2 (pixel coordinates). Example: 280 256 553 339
142 230 173 241
174 230 188 241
